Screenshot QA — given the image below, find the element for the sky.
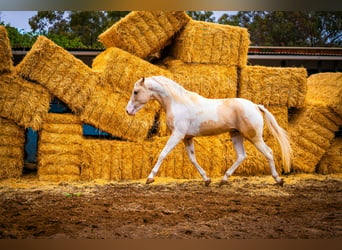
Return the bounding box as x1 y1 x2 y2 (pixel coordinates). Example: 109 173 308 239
0 11 236 32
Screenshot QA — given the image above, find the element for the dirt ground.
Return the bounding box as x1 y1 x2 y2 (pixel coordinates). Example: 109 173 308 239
0 173 341 239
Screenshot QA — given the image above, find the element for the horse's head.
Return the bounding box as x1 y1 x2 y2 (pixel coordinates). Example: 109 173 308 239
126 77 151 116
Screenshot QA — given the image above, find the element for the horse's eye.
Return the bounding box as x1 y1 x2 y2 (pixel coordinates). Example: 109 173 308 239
133 90 138 95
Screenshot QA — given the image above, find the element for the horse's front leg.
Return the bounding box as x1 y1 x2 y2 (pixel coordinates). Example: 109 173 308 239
146 132 184 184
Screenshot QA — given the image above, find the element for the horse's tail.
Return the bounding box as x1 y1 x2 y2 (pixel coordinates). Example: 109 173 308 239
258 105 292 173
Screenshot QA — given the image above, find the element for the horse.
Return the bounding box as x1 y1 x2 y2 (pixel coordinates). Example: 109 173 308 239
126 76 292 187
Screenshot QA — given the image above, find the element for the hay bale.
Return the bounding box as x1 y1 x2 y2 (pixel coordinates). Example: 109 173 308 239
80 86 157 142
317 137 342 174
38 114 82 181
305 72 342 122
0 73 51 130
0 26 13 73
0 118 24 180
92 47 173 94
238 66 307 108
170 20 250 67
161 58 237 99
98 11 190 59
289 106 340 173
16 36 100 114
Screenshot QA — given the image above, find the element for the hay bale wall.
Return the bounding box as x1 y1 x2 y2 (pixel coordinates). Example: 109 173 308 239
16 36 100 114
38 114 83 181
170 20 250 67
0 26 13 73
0 118 24 179
0 73 51 130
98 11 190 59
238 65 308 108
317 137 342 174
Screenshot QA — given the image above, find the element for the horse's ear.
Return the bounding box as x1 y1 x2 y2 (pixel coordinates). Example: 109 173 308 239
139 77 145 87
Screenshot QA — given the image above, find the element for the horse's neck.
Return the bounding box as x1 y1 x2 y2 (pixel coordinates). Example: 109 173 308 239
148 78 195 114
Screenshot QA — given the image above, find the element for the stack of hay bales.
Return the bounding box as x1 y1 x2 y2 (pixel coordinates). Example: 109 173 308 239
38 113 83 181
317 137 342 174
289 72 342 173
98 11 191 59
0 117 24 179
16 36 156 141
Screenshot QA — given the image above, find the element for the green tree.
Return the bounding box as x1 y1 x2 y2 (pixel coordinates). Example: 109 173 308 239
28 11 130 48
187 11 215 22
223 11 342 46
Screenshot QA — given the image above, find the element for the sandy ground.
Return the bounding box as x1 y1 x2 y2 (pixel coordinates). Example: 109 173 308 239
0 173 341 239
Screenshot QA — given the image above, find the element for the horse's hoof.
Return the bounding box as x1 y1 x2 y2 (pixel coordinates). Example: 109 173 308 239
204 179 211 186
277 178 284 187
219 179 228 187
146 178 155 185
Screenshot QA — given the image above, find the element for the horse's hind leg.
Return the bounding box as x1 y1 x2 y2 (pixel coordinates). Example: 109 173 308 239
183 137 211 186
252 137 284 186
219 132 246 186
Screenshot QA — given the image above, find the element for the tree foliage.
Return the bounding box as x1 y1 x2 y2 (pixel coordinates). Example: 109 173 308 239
1 11 341 49
218 11 342 47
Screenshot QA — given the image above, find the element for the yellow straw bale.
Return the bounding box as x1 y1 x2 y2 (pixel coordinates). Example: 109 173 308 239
305 72 342 122
238 66 307 108
0 118 24 179
289 106 339 173
16 36 100 113
317 137 342 174
80 86 157 141
92 47 173 94
0 73 51 130
161 58 237 98
98 11 190 59
0 26 13 73
0 157 23 180
38 113 82 181
170 20 250 67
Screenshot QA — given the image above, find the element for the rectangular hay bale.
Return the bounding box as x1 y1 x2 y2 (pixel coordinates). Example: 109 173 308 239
170 20 250 67
0 73 51 130
98 11 190 59
305 72 342 122
92 47 173 94
238 65 307 108
16 36 100 114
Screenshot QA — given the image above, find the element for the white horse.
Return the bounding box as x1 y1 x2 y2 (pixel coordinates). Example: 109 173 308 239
126 76 292 186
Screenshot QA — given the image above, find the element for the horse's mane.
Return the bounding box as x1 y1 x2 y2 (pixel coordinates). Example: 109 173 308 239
149 76 188 96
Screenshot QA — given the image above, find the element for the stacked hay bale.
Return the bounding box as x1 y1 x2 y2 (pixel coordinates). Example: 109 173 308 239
98 11 191 59
0 73 51 130
0 118 25 179
289 72 342 173
169 20 249 67
38 114 83 181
